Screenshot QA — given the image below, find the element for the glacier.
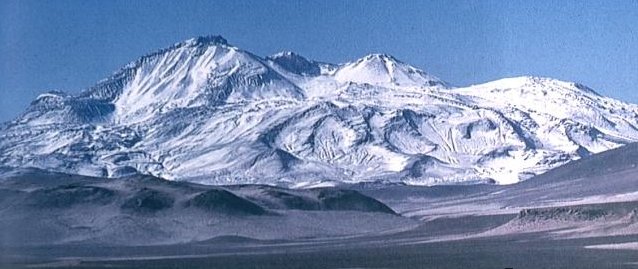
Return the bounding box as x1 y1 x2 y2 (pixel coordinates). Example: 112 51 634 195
2 35 638 186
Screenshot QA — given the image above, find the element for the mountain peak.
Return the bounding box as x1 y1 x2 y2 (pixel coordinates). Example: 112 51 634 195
78 35 305 123
360 53 400 62
267 51 321 76
474 76 601 96
182 35 228 47
269 51 298 58
334 53 446 87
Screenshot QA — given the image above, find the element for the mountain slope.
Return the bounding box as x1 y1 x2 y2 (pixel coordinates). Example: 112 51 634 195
2 35 638 186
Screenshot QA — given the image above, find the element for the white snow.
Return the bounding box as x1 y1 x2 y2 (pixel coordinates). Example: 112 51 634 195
585 242 638 250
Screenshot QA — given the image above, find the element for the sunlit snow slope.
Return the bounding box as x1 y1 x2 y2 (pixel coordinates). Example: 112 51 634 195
2 35 638 186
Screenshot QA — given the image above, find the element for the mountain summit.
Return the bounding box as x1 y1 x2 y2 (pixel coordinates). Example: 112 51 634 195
266 51 322 76
2 35 638 186
334 53 447 87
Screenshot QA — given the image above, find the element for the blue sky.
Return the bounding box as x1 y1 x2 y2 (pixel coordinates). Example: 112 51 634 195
1 0 638 122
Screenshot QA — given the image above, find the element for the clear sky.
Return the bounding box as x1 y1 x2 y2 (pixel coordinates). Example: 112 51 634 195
2 0 638 122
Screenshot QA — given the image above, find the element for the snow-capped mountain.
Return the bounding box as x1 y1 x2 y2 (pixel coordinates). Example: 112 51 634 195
2 35 638 186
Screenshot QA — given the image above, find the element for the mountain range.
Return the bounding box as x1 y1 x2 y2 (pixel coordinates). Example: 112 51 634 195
2 35 638 187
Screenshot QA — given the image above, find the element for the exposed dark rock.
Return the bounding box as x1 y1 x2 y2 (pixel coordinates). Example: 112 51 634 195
121 188 174 214
27 184 115 208
263 189 321 210
189 189 266 216
518 207 609 222
317 189 396 214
